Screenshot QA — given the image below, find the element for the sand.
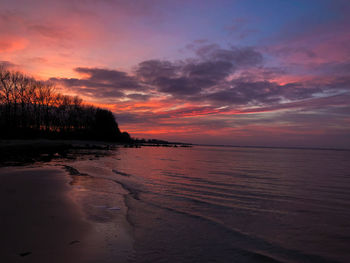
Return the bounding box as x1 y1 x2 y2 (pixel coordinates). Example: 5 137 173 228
0 165 133 263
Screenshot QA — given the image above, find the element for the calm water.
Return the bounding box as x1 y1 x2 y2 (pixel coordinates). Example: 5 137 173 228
74 145 350 262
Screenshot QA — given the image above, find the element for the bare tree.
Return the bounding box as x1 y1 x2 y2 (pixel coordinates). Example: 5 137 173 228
0 68 130 142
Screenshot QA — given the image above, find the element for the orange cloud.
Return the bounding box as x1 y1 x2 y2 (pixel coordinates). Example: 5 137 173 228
0 37 28 53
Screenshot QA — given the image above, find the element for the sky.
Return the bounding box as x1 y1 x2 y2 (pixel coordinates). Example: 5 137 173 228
1 0 350 148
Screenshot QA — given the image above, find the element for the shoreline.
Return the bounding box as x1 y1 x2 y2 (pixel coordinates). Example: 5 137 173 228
0 139 191 167
0 139 119 166
0 164 134 263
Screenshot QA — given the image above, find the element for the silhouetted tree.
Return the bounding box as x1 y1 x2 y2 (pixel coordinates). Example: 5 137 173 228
0 67 130 142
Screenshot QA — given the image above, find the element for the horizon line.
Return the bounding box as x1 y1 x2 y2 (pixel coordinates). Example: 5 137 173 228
194 143 350 152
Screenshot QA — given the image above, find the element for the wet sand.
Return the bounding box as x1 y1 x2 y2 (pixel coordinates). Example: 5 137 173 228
0 165 133 263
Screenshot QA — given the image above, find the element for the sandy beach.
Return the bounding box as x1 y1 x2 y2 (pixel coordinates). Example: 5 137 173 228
0 165 133 263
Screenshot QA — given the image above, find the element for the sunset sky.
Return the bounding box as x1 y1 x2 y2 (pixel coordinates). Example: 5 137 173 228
1 0 350 147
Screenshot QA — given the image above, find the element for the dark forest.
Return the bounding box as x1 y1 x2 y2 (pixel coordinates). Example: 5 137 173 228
0 67 130 142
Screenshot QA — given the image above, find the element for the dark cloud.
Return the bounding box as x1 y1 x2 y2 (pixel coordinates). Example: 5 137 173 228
50 44 271 102
75 67 141 89
0 60 16 68
51 67 144 99
126 93 151 101
205 81 279 105
156 77 202 95
204 81 322 105
136 45 263 97
238 67 286 82
311 62 350 77
194 45 263 66
184 60 234 82
268 46 317 59
52 44 346 110
239 93 350 114
136 60 179 82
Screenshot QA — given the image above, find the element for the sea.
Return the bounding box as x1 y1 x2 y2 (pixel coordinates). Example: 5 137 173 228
67 145 350 263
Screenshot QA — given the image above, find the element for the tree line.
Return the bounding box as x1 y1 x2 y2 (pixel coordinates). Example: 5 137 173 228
0 66 131 142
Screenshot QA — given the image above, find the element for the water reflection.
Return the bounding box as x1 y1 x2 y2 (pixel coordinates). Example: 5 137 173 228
73 146 350 262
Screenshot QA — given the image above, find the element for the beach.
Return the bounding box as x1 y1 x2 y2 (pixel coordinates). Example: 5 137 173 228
0 164 133 263
1 144 350 262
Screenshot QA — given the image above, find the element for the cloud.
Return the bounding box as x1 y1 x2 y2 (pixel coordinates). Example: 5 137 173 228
0 60 16 68
27 24 72 40
238 92 350 114
194 44 263 66
136 45 263 97
135 44 324 106
269 46 317 59
126 93 151 101
50 67 145 99
136 60 179 82
51 43 341 109
204 80 322 105
49 42 349 146
0 38 28 53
